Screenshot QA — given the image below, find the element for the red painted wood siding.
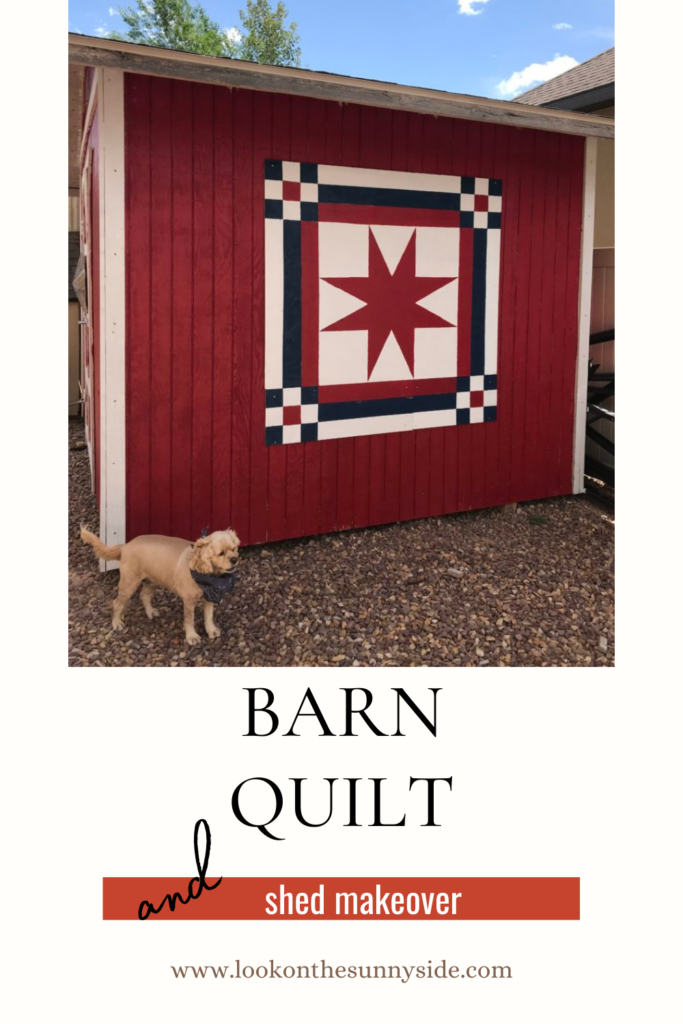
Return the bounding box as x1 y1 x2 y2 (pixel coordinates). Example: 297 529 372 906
124 73 585 545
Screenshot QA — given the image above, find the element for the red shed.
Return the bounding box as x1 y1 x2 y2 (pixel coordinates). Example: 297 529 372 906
69 35 614 561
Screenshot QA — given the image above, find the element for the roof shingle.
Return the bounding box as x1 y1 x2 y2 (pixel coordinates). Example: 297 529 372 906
517 47 614 107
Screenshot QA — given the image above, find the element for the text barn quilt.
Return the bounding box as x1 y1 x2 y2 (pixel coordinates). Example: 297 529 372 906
264 160 503 445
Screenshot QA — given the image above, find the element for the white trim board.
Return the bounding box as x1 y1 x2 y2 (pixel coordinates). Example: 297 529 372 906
572 136 598 494
98 68 127 570
80 146 94 484
79 67 101 172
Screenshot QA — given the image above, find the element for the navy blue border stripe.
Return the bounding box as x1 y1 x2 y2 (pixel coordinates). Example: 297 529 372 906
282 221 302 388
318 184 459 211
470 228 487 376
318 392 457 422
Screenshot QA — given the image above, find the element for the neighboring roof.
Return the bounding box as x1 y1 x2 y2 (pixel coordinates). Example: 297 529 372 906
517 47 614 110
68 34 614 140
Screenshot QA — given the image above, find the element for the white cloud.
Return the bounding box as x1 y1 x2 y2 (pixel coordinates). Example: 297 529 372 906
95 25 108 36
497 53 579 98
458 0 491 15
108 6 118 15
225 26 242 44
553 23 573 30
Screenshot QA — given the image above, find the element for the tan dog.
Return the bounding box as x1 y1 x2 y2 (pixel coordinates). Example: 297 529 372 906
80 528 240 645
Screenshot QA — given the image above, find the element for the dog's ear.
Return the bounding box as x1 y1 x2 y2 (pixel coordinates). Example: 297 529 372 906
189 535 214 573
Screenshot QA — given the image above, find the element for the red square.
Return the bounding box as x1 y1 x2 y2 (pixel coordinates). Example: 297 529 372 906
474 194 489 211
283 405 302 425
283 181 301 201
470 391 484 408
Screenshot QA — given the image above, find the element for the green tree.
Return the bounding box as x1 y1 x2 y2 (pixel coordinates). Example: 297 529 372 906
111 0 301 67
239 0 301 67
112 0 238 57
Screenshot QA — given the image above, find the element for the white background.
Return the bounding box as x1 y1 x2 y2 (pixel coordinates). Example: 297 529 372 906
7 677 680 1023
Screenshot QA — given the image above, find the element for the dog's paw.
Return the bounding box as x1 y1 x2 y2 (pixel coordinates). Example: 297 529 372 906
206 625 222 641
146 608 160 620
186 631 202 646
112 619 125 632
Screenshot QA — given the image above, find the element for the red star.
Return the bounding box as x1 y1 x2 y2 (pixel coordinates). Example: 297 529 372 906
322 229 456 377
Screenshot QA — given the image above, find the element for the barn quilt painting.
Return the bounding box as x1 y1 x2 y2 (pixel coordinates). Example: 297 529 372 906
264 160 503 445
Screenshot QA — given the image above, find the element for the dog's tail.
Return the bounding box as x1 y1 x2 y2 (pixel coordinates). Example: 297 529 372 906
80 527 123 562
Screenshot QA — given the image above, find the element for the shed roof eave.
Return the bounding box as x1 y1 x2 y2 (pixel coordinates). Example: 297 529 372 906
540 83 615 114
68 34 615 140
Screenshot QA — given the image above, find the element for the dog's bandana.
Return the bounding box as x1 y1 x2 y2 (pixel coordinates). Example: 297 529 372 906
190 569 237 605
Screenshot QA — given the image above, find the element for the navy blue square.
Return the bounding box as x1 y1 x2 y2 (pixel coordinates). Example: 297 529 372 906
484 374 497 390
461 176 475 194
456 376 471 393
300 162 318 183
488 212 501 229
457 409 471 425
265 160 283 180
460 211 474 228
265 199 283 219
301 202 319 221
265 389 283 408
488 178 503 196
484 406 497 423
266 426 283 445
301 423 318 442
301 386 318 404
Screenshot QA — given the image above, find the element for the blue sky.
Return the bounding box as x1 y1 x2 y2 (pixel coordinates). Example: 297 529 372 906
68 0 614 99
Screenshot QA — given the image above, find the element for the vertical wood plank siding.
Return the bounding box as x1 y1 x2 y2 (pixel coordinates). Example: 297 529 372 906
124 74 585 544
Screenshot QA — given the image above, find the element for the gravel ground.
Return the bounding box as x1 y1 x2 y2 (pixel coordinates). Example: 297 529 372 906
69 419 614 668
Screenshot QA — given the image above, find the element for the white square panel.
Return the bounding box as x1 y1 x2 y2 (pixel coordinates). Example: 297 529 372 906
281 161 300 182
416 227 459 277
300 182 319 202
318 222 369 277
283 424 302 443
264 179 283 200
413 328 458 380
283 387 302 406
265 406 284 427
283 201 301 221
319 331 368 385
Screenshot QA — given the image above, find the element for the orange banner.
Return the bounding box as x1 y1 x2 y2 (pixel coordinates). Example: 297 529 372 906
103 876 579 921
